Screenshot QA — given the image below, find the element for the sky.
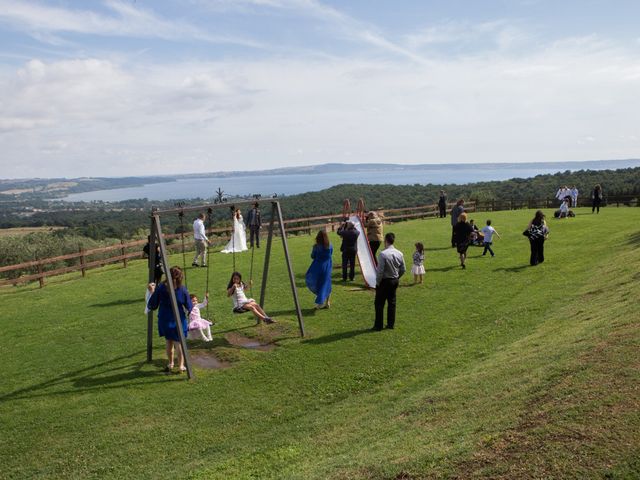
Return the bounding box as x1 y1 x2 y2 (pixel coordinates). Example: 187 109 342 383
0 0 639 178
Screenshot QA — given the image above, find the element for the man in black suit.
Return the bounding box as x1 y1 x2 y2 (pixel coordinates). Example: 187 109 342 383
246 202 262 248
438 190 447 218
337 220 359 281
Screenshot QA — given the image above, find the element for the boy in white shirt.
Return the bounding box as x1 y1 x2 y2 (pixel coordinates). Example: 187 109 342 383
481 220 501 257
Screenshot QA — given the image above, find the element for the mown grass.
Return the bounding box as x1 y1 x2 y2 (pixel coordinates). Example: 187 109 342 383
1 207 638 479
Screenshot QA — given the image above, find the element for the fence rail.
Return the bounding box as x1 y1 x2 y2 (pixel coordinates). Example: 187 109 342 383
1 194 636 288
473 194 638 212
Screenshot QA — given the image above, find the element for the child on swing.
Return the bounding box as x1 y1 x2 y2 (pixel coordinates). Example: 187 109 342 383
188 292 213 342
227 271 275 324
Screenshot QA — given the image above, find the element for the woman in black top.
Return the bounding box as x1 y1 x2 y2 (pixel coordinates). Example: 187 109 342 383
591 184 603 214
526 210 549 266
452 212 474 269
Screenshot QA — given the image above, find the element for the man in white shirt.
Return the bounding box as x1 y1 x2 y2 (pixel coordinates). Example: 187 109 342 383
570 186 579 207
192 213 209 267
481 220 501 257
373 233 406 331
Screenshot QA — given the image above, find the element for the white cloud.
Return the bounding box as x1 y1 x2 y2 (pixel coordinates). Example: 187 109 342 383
192 0 428 63
0 0 262 47
2 33 640 178
405 20 529 52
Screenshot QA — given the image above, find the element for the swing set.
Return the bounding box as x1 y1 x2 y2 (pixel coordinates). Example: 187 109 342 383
146 199 304 380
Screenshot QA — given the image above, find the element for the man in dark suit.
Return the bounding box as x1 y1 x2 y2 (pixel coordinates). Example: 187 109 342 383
246 202 262 248
337 220 359 281
450 198 465 247
438 190 447 218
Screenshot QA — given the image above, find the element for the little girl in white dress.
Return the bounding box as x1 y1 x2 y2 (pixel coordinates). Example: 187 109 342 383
188 293 213 341
227 271 275 324
411 242 425 284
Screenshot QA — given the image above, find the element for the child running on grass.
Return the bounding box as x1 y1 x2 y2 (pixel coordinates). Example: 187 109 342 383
411 242 426 284
227 271 275 324
481 220 502 257
188 292 213 342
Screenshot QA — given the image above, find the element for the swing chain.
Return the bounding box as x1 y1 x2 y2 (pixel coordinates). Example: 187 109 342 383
205 207 215 324
178 210 188 288
230 205 236 273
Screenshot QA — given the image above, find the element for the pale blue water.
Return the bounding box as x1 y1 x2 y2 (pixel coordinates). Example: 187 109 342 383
63 160 640 202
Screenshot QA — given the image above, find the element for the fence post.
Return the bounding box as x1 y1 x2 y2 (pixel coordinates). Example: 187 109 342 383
78 244 86 277
35 254 44 288
121 240 128 268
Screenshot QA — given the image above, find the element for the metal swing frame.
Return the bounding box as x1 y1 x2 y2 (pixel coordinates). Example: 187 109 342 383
146 199 305 380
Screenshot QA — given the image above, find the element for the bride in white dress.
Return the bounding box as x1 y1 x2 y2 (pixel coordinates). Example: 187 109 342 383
221 209 248 253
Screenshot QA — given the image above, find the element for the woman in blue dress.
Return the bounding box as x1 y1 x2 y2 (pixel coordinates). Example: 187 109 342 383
305 230 333 309
147 266 192 372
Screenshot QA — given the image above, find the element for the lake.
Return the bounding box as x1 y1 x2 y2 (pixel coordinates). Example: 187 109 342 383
63 160 640 202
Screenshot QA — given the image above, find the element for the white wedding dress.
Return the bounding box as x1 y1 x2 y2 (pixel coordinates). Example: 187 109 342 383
221 215 248 253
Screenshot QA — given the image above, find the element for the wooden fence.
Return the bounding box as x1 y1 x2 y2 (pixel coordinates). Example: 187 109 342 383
1 201 470 288
3 193 638 288
473 194 639 212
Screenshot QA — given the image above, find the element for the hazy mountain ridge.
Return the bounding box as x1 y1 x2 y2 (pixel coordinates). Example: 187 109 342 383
2 159 639 200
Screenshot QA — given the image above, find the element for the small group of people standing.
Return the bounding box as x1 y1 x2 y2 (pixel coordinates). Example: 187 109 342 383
304 210 410 331
191 203 263 267
556 185 579 208
303 210 393 310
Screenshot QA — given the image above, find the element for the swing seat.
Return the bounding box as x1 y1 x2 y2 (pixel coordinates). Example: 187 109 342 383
233 306 249 314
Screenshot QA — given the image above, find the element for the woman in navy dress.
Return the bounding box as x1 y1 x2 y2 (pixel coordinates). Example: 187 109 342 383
147 266 192 372
305 230 333 309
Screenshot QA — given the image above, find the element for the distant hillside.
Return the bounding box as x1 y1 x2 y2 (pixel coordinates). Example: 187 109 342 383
1 166 638 240
0 176 172 199
2 159 639 200
278 166 640 219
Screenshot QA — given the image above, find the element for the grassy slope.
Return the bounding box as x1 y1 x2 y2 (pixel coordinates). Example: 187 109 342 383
0 208 638 479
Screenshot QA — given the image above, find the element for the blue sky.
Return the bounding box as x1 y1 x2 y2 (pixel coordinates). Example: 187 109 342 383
0 0 639 177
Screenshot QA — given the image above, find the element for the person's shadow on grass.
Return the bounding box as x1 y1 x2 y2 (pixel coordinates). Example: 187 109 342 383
0 350 174 402
428 265 458 272
302 328 373 345
90 298 142 308
627 231 640 248
493 265 530 273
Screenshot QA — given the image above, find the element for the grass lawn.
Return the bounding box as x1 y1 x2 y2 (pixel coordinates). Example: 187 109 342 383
1 207 638 479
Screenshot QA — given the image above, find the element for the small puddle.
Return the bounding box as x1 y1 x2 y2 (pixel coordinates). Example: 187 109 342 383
190 352 232 370
225 332 276 351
